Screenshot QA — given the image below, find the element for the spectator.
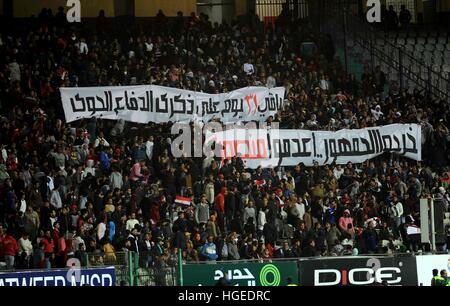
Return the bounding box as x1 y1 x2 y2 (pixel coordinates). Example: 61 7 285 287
386 5 399 30
195 195 210 225
363 220 379 254
200 235 218 261
399 5 412 29
2 228 19 269
0 6 447 272
338 209 354 236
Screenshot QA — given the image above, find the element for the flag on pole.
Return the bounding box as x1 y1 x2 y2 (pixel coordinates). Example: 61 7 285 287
175 196 192 206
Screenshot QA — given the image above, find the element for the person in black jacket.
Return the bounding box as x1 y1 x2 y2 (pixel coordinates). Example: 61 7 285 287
292 239 302 257
311 222 327 254
302 239 319 257
275 241 294 258
127 226 140 253
293 221 309 248
224 188 236 231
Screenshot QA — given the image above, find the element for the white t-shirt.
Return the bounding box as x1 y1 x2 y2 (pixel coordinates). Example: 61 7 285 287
145 141 154 160
371 108 384 121
295 203 306 221
333 168 344 180
97 222 106 241
76 41 89 54
258 210 266 231
243 63 254 75
319 79 329 91
126 219 139 231
19 199 27 214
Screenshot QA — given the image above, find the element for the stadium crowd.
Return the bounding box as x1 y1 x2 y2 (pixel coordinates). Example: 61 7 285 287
0 7 449 271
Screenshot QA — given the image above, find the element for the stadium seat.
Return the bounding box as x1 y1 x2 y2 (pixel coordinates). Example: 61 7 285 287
444 50 450 60
397 37 405 45
438 36 447 44
432 64 442 73
427 37 437 45
423 51 433 64
443 64 450 74
417 37 426 45
436 43 445 52
413 50 423 59
415 44 425 52
406 37 416 45
405 45 414 53
434 56 443 66
425 44 435 51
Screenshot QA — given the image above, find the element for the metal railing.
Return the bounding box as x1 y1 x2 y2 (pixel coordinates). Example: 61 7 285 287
85 251 179 286
322 7 450 101
352 17 449 100
255 0 309 21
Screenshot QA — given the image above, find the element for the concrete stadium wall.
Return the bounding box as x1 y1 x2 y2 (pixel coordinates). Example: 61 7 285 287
134 0 196 17
235 0 248 16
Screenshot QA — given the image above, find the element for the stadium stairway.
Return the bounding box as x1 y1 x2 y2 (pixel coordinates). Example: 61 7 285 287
335 47 364 82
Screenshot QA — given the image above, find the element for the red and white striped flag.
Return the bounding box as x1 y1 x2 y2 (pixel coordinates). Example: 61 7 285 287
175 196 192 206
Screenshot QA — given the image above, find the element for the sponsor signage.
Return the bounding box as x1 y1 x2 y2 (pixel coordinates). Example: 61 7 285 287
182 262 298 286
416 255 450 286
0 266 115 286
298 256 417 286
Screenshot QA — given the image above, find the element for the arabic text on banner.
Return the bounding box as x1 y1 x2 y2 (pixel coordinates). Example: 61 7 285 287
205 124 421 168
60 85 285 123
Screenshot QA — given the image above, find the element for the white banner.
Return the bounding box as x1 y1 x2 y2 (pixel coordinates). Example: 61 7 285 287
60 85 285 123
416 255 450 286
206 124 421 168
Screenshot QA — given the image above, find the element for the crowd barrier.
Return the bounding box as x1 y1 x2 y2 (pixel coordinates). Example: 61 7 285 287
1 253 449 286
0 266 115 286
181 253 450 286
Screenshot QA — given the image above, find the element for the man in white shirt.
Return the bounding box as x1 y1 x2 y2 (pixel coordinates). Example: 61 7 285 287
333 165 344 180
75 38 89 55
8 59 21 82
243 59 255 75
50 186 62 209
389 196 404 235
293 195 306 221
18 232 33 257
145 136 154 161
258 209 267 232
371 105 384 121
319 75 330 91
94 131 110 148
96 220 107 241
126 212 139 232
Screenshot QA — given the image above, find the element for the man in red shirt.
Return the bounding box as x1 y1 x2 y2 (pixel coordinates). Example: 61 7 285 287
1 228 19 270
215 187 227 232
0 224 5 258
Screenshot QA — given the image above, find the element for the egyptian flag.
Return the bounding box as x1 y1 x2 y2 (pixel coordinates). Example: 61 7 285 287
254 180 266 188
175 196 192 207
